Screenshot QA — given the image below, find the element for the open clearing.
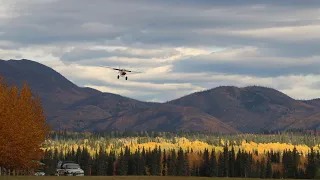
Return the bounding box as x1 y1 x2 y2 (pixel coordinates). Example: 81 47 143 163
0 177 298 180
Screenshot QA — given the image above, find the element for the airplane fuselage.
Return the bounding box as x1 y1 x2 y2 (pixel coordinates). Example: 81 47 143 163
117 70 128 80
119 70 126 76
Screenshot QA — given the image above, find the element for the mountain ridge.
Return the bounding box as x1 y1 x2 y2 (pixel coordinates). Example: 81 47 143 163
1 59 319 133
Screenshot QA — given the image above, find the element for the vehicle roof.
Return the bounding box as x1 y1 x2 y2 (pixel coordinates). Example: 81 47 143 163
63 163 79 165
61 161 75 163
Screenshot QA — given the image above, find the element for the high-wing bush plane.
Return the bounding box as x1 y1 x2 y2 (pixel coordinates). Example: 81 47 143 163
100 66 141 80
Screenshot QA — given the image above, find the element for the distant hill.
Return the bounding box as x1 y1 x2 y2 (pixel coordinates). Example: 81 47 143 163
167 86 317 132
0 59 236 133
0 59 101 117
81 104 239 133
1 59 319 133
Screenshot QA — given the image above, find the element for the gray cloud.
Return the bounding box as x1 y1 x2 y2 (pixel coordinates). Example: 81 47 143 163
172 57 320 77
3 0 320 47
1 0 320 101
172 46 320 77
60 48 180 62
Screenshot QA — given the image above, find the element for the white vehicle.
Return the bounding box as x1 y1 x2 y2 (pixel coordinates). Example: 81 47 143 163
34 171 45 176
56 161 84 176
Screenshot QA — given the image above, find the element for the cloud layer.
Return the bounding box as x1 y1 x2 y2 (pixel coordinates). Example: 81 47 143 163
1 0 320 102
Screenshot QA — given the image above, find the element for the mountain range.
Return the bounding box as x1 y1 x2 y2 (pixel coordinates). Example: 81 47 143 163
1 59 320 134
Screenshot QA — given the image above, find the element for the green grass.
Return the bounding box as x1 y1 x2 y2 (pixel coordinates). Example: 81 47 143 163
0 177 298 180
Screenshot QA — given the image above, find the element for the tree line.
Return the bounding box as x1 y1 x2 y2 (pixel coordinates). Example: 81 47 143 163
42 145 320 178
50 129 320 148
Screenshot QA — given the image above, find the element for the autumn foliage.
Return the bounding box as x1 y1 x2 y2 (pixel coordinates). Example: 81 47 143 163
0 76 50 170
42 131 320 178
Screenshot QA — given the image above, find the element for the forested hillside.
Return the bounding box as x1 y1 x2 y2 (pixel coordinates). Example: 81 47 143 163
41 131 320 178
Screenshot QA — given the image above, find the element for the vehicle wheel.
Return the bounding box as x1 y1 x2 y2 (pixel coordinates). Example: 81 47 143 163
117 75 119 79
125 76 128 80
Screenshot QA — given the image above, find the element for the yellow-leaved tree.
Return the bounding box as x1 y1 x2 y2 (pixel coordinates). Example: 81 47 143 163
0 76 50 170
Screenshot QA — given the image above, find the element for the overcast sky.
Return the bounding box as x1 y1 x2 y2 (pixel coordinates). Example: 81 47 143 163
1 0 320 102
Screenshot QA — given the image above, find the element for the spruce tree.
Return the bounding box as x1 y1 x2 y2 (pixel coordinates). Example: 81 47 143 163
235 149 241 177
71 147 76 162
75 146 81 164
228 146 235 177
150 146 161 175
176 147 185 176
218 153 224 177
266 154 272 178
307 148 316 179
162 149 167 176
191 162 197 176
90 151 98 176
97 146 107 176
127 154 135 175
259 158 266 178
210 149 217 177
139 148 146 175
201 148 210 176
80 147 91 175
124 146 131 175
107 150 115 176
184 151 190 176
168 149 177 175
43 149 55 175
223 145 229 177
116 148 128 175
292 147 299 178
131 149 140 175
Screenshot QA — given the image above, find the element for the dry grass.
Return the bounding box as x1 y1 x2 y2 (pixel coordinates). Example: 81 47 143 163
0 176 298 180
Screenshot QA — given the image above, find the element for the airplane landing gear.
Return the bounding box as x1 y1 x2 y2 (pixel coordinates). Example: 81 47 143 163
117 75 119 79
125 76 128 80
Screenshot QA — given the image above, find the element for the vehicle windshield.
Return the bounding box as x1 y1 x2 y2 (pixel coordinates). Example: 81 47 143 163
65 164 80 169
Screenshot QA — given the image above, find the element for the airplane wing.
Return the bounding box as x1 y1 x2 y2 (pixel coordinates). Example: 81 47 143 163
124 69 142 74
100 65 120 71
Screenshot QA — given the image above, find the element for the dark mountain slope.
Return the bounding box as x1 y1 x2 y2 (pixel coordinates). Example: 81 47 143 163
301 98 320 108
0 59 101 116
168 86 316 132
0 59 236 133
1 59 320 133
48 92 160 130
82 104 239 133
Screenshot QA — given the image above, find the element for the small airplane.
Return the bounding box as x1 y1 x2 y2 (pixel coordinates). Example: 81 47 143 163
100 66 142 80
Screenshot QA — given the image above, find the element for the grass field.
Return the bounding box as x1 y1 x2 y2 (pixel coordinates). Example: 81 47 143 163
0 177 298 180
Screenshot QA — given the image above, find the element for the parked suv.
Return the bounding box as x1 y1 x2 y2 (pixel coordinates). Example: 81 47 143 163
56 161 84 176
